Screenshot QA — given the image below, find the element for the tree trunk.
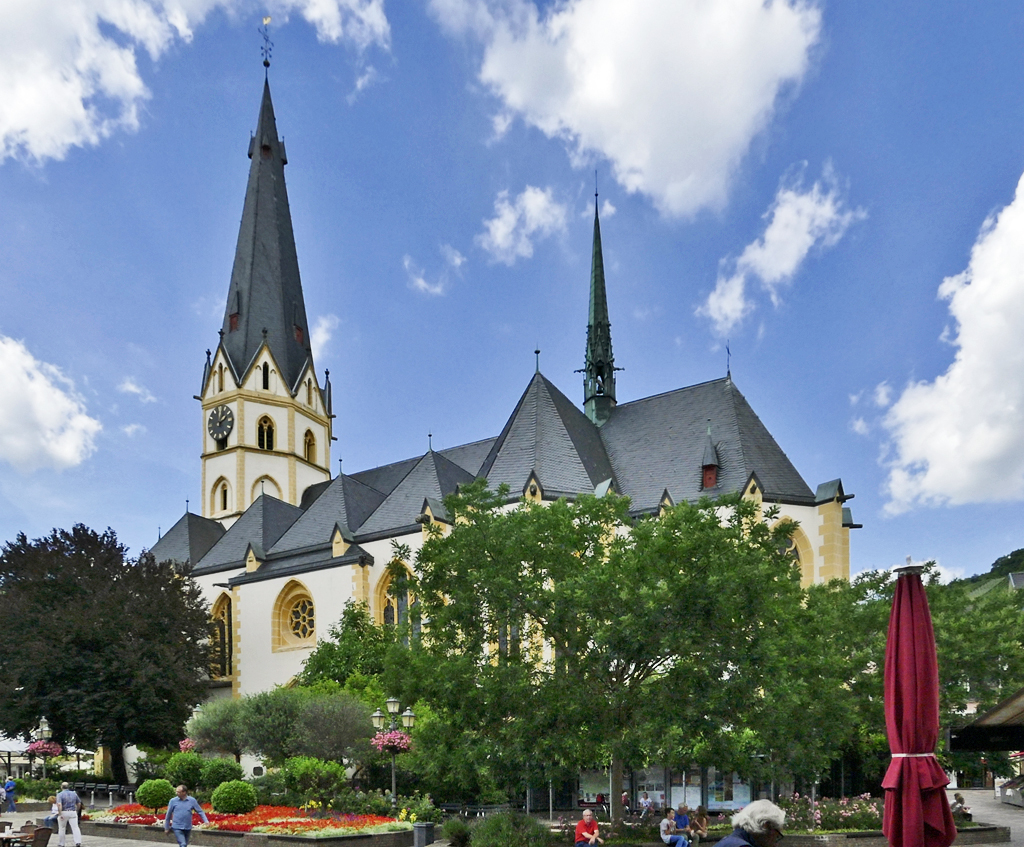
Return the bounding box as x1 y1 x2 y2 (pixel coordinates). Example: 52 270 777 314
109 743 129 785
610 754 624 825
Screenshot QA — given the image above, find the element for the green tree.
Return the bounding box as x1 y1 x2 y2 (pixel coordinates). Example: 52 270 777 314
406 481 819 821
187 697 246 762
298 602 396 686
238 687 310 767
0 526 211 784
295 687 373 763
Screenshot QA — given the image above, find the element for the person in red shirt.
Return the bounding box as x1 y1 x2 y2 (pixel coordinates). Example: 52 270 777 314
575 809 603 847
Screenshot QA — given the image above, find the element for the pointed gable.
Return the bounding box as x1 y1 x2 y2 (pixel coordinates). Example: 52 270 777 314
218 79 313 394
479 372 616 498
271 474 386 553
150 512 225 568
357 450 475 537
193 494 303 575
600 376 815 513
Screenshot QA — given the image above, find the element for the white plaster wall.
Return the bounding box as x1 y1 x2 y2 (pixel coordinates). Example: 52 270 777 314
235 563 362 695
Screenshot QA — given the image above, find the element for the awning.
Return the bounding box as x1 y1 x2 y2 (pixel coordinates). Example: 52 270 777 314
948 686 1024 751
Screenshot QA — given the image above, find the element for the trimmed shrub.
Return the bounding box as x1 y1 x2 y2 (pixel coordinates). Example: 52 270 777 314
470 812 553 847
283 756 346 810
200 758 244 790
211 780 258 814
331 788 393 817
249 770 301 807
164 752 204 790
136 779 176 813
442 817 471 847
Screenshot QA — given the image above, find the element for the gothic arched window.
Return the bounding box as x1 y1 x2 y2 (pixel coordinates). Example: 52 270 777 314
303 430 315 463
258 416 275 450
211 594 232 677
211 478 230 514
272 581 316 651
262 362 270 390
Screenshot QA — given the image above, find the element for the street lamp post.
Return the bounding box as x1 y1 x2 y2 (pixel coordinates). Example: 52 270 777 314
37 718 52 779
371 698 416 809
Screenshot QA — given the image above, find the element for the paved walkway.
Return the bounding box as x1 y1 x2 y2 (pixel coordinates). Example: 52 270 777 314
950 789 1024 847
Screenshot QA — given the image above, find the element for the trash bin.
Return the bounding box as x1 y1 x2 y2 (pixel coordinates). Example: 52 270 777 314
413 821 434 847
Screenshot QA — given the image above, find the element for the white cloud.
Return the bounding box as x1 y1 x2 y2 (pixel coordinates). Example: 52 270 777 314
441 243 467 269
0 336 101 472
601 199 616 218
873 381 892 408
311 314 340 361
491 112 513 141
849 390 863 406
431 0 820 217
884 170 1024 513
118 377 156 403
476 185 567 265
698 164 864 335
403 255 443 295
850 418 869 436
347 65 383 104
0 0 390 163
122 423 147 437
404 244 467 295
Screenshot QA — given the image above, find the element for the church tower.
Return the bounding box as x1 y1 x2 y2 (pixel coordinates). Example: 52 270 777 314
198 78 332 527
583 197 617 426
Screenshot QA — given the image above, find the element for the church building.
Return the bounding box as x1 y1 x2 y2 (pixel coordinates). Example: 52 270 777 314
151 77 860 705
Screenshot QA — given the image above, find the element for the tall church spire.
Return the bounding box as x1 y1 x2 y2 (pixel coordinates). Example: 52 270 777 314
219 78 312 393
583 196 616 426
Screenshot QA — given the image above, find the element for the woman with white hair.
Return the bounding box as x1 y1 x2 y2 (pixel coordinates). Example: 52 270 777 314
715 799 786 847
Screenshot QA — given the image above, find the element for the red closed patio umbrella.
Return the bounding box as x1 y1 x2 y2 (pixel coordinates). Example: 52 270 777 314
882 565 956 847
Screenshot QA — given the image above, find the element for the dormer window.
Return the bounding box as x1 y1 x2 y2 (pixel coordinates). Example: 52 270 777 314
295 325 304 345
702 465 718 489
229 313 239 332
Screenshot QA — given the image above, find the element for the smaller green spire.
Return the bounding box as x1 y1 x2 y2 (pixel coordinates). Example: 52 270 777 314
583 195 616 426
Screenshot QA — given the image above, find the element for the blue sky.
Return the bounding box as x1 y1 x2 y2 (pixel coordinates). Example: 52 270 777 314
3 0 1024 580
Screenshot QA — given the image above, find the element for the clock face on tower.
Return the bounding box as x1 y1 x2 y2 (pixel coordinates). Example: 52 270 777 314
208 405 235 441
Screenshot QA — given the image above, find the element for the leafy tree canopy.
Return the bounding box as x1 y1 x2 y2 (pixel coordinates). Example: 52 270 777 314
0 525 211 783
400 481 834 820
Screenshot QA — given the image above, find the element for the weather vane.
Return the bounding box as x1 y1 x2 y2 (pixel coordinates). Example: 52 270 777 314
260 16 273 68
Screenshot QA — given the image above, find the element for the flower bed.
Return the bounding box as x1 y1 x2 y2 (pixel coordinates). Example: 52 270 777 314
88 804 409 837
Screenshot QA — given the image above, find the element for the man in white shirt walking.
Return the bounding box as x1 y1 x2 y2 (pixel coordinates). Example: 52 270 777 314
55 782 82 847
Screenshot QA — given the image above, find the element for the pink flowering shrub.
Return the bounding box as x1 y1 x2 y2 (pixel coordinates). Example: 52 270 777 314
777 793 882 832
179 739 196 752
26 740 63 759
371 730 411 755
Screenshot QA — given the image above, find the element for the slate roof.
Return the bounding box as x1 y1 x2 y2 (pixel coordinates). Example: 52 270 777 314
193 495 304 575
179 372 820 580
479 373 616 497
438 437 496 476
357 450 476 537
150 512 225 568
228 541 372 586
214 79 313 393
272 473 386 553
599 376 815 514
